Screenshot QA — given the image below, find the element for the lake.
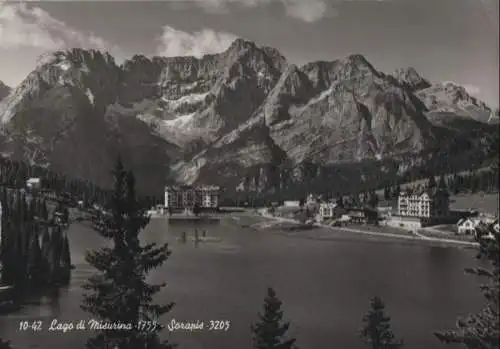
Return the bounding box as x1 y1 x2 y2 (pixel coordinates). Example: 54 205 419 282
0 215 486 349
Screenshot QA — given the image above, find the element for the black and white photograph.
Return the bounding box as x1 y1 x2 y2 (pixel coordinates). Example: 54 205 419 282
0 0 499 348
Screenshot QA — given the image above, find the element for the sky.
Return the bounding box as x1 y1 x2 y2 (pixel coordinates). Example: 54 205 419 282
0 0 498 107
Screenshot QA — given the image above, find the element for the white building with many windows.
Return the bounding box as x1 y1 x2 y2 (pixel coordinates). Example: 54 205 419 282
397 188 449 218
319 202 337 220
164 185 220 209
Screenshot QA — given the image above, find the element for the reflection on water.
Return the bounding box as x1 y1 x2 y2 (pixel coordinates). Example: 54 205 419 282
0 217 484 349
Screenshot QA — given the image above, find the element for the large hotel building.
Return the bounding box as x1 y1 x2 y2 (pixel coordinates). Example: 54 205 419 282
164 185 220 210
397 187 449 218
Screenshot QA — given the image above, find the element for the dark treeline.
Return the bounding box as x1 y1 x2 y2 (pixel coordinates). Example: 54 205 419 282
219 126 499 206
220 161 499 208
382 169 500 201
444 170 500 195
0 155 160 210
0 188 72 289
0 156 111 207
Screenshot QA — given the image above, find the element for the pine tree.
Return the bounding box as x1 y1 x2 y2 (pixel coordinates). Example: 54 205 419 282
368 191 379 208
62 206 70 225
383 187 391 200
427 174 437 190
40 227 52 282
438 175 447 191
60 234 71 268
27 232 43 283
393 185 401 199
251 287 297 349
434 223 500 348
40 200 49 221
59 234 72 284
81 157 174 349
50 225 63 283
360 296 403 349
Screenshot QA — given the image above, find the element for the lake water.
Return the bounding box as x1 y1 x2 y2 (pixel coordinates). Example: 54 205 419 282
0 215 487 349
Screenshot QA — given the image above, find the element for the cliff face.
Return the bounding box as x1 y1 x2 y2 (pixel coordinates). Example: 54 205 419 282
415 82 494 126
0 49 176 194
0 40 495 195
0 81 10 102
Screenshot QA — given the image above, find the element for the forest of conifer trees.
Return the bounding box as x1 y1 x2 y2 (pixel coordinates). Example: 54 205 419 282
0 156 111 207
0 154 114 300
0 188 72 292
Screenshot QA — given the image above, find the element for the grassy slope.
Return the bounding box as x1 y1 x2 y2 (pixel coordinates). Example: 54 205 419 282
449 192 499 215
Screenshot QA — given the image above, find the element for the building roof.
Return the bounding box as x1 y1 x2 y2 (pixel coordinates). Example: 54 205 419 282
457 217 486 226
457 218 471 225
165 185 220 191
319 202 337 208
391 215 422 222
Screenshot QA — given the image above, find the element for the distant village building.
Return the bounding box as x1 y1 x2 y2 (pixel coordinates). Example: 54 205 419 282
283 200 301 207
388 215 422 230
319 202 337 220
347 209 367 224
147 204 165 217
164 185 220 210
377 206 393 219
26 178 41 191
397 188 449 218
275 206 302 219
456 216 497 235
456 218 480 235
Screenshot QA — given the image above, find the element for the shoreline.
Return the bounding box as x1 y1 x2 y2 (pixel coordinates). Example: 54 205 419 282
251 213 479 248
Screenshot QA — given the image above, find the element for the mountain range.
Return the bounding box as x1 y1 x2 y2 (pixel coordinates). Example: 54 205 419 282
0 39 498 197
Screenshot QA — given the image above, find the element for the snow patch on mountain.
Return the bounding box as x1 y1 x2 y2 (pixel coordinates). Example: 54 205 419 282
86 88 95 105
213 116 262 147
173 156 208 184
162 92 208 111
57 61 72 71
163 113 196 128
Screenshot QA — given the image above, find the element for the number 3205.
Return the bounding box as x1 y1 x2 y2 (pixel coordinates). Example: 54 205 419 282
208 320 230 331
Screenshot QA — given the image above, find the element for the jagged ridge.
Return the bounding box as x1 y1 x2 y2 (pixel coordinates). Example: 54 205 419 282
0 39 495 195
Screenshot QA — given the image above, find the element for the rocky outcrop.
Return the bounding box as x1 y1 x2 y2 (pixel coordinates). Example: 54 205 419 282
414 81 492 125
392 67 431 91
0 81 10 102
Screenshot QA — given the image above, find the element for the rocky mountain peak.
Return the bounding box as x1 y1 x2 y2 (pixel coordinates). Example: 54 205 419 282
346 54 376 70
333 54 381 84
0 48 121 124
415 80 492 124
300 61 338 90
226 38 256 53
431 81 488 108
393 67 431 91
220 39 286 76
